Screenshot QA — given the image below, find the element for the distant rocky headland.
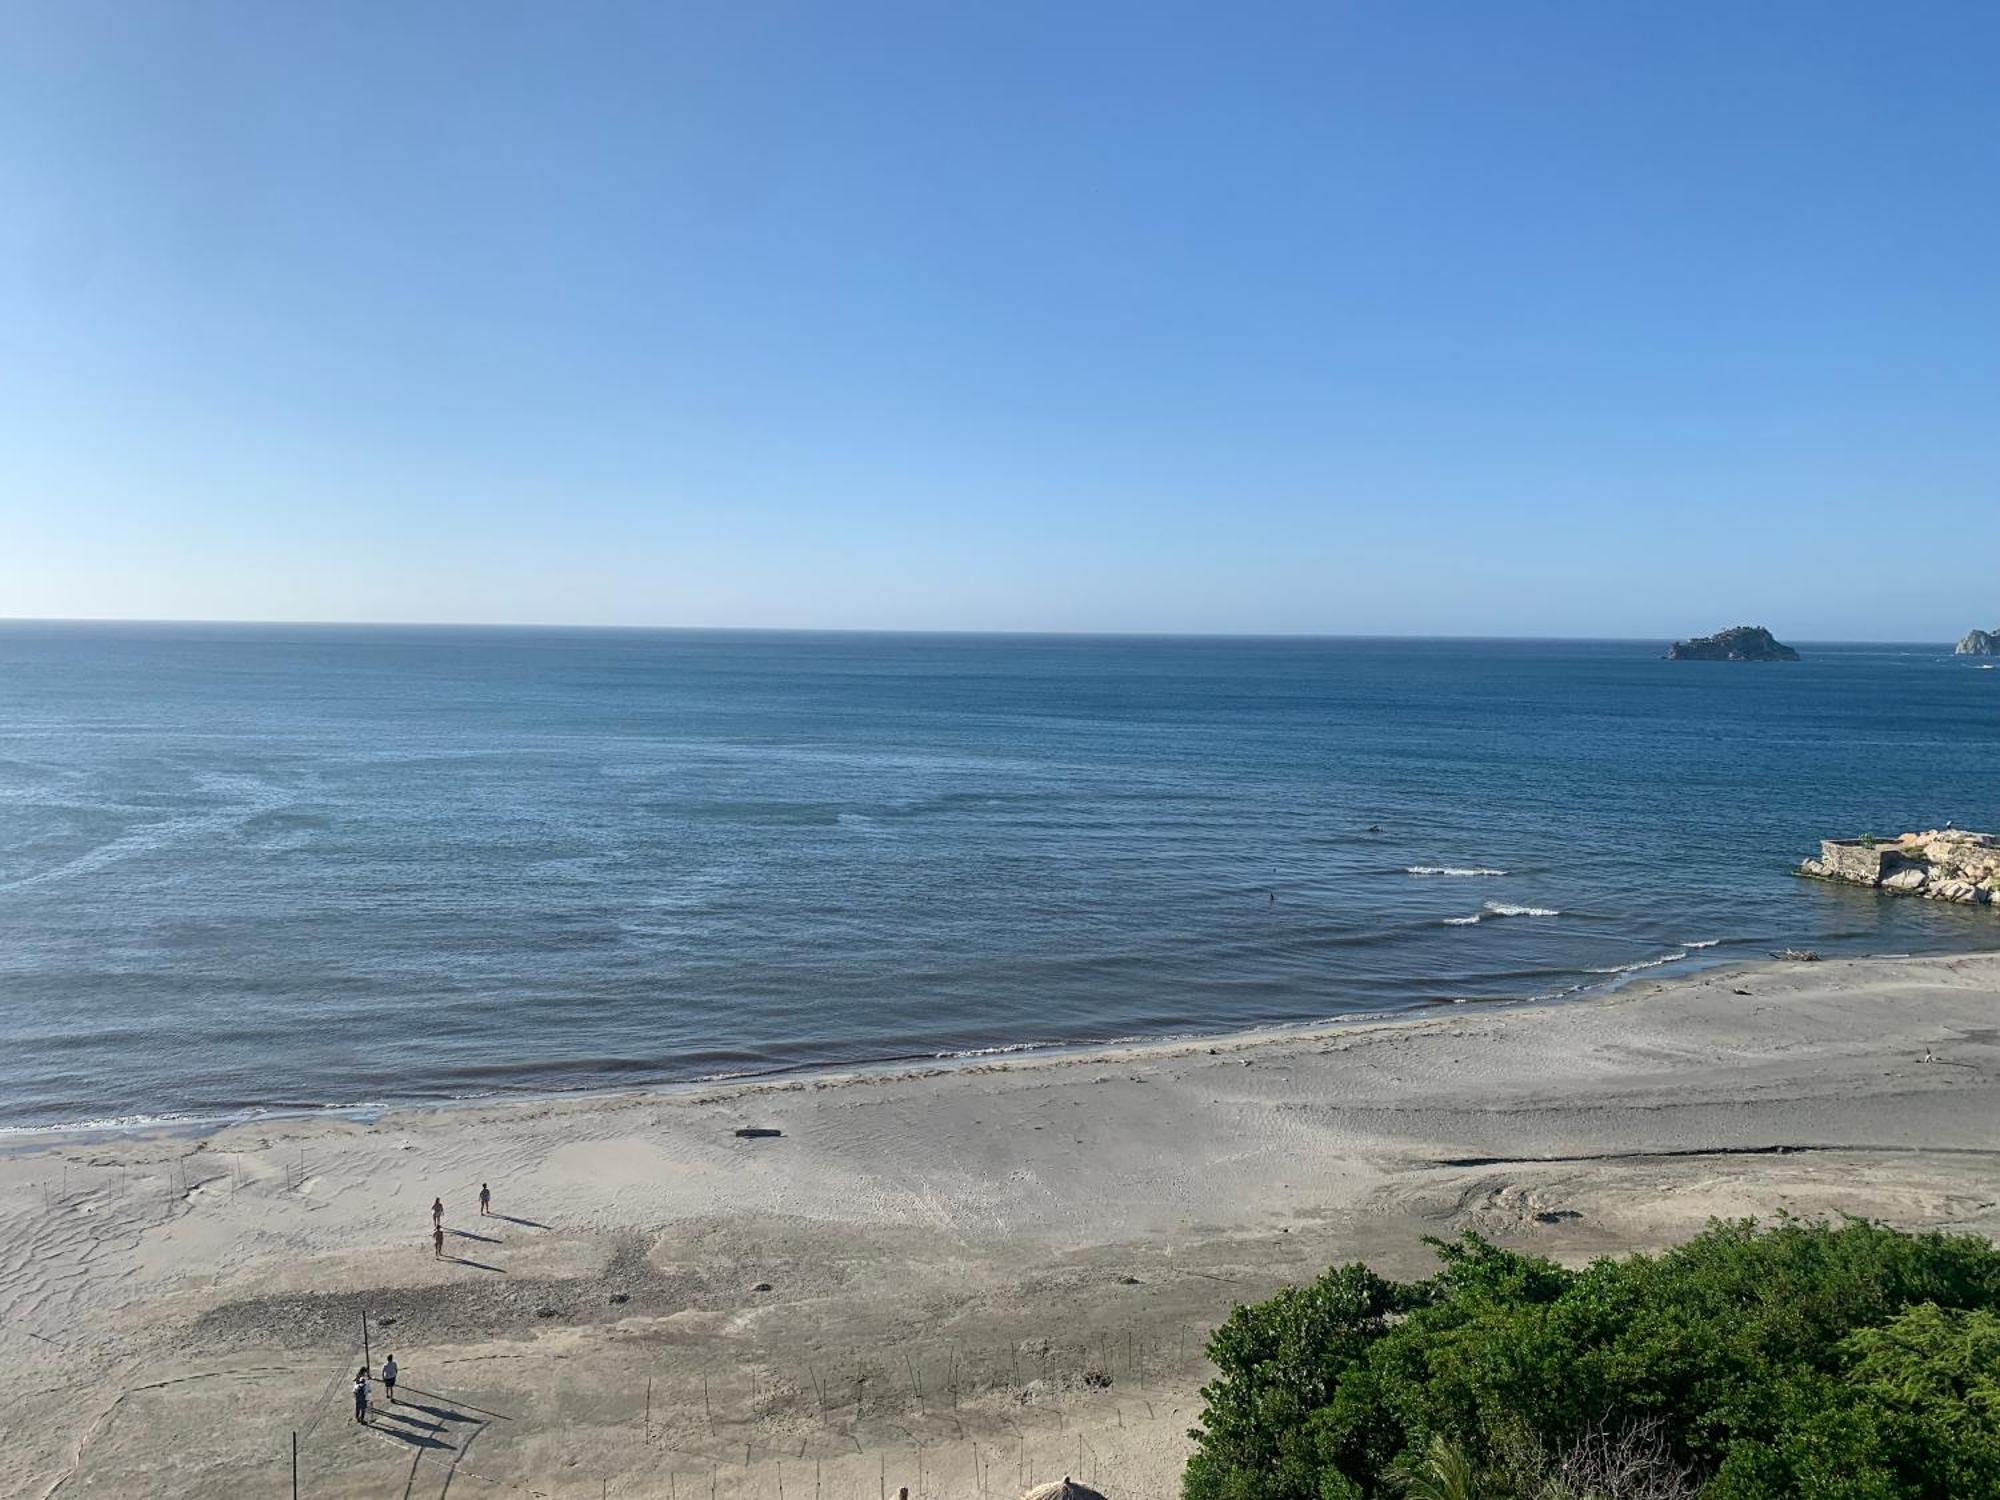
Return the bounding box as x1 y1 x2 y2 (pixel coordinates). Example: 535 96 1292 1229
1665 625 1799 661
1801 828 1999 907
1957 628 1998 656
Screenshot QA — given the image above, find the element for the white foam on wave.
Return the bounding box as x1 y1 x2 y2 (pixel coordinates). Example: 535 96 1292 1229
1586 950 1689 976
0 1098 393 1137
1406 865 1508 877
934 1040 1056 1060
0 1110 207 1136
1445 901 1559 926
1684 938 1721 949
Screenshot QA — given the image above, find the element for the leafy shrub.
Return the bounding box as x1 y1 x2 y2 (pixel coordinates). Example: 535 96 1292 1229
1183 1219 2000 1499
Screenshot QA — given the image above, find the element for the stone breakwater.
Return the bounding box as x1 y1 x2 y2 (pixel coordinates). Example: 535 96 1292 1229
1800 829 2000 906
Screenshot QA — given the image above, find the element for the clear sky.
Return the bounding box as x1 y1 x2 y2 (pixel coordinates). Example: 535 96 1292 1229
3 3 1996 638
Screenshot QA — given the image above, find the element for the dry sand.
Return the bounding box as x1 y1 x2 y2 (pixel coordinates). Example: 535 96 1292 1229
5 952 1998 1499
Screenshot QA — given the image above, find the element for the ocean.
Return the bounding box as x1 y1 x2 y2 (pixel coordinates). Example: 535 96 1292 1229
2 623 1995 1130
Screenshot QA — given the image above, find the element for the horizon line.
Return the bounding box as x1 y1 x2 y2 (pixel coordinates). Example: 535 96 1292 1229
0 615 1966 648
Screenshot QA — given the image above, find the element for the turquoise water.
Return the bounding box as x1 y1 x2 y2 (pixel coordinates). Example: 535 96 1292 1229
2 623 1995 1129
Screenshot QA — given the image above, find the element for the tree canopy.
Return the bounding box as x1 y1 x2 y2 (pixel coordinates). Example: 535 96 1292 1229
1183 1218 2000 1499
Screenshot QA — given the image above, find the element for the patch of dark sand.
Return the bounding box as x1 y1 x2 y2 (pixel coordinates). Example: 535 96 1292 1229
191 1236 706 1350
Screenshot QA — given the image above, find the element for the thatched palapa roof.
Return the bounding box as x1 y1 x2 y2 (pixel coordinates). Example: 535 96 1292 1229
1020 1480 1109 1500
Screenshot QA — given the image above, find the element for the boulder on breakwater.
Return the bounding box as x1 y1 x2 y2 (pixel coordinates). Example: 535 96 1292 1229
1799 828 2000 906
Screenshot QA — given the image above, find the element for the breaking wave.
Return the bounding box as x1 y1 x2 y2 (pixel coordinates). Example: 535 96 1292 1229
1443 902 1561 926
1585 950 1689 976
1406 865 1508 877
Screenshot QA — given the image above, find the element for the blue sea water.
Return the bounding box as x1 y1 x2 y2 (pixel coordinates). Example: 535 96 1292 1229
1 623 1996 1130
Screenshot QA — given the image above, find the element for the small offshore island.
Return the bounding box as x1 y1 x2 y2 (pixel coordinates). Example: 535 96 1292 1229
1957 627 1998 655
1665 623 1799 660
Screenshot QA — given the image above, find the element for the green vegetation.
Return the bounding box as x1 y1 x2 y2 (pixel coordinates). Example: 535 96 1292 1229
1182 1219 2000 1499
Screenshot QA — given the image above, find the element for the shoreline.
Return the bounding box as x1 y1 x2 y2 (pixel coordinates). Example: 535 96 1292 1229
6 948 1996 1497
0 944 1776 1147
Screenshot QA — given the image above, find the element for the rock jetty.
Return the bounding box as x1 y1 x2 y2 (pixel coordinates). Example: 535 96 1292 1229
1665 625 1799 661
1800 829 2000 906
1957 628 1998 656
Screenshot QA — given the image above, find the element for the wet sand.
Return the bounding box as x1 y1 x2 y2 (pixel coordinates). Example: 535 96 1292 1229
6 952 1998 1498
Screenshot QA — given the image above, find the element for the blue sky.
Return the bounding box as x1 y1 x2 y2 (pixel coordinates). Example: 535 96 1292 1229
3 3 1996 637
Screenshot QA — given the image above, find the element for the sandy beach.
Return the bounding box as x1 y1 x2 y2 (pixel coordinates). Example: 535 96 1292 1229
6 951 1998 1499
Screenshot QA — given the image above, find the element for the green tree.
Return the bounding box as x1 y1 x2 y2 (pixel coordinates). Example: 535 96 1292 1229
1181 1219 2000 1499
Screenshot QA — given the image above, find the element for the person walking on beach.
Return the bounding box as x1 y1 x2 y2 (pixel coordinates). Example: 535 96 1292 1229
433 1223 445 1258
353 1366 370 1424
479 1182 491 1216
381 1353 398 1404
431 1195 444 1230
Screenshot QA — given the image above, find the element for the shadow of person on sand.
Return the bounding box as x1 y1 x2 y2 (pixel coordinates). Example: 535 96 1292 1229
399 1385 513 1421
448 1228 502 1244
399 1399 476 1424
485 1212 548 1229
367 1414 452 1450
445 1256 506 1273
379 1409 445 1433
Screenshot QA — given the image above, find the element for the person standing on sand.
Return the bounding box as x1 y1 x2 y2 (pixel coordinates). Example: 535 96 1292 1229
381 1353 398 1404
479 1182 490 1216
431 1195 444 1230
353 1366 369 1424
433 1223 445 1258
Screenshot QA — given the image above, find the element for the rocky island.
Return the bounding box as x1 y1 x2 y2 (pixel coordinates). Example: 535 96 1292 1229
1957 628 1998 655
1801 828 2000 906
1665 624 1799 661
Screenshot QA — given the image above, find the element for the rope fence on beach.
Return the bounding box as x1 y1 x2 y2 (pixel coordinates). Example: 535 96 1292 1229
282 1318 1213 1498
24 1157 1221 1496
